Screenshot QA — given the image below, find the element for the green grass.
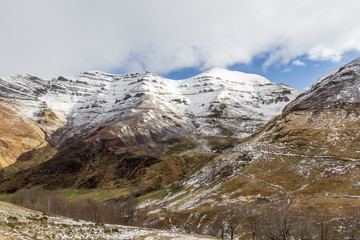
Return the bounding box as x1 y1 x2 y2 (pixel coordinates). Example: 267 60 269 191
206 136 243 153
2 144 57 178
163 136 197 155
114 148 148 156
0 187 135 204
137 182 188 203
218 176 249 193
138 186 172 203
0 193 15 202
55 187 135 202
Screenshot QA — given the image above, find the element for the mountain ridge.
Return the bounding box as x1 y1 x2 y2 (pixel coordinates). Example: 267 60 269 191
161 57 360 210
0 68 299 169
2 59 360 239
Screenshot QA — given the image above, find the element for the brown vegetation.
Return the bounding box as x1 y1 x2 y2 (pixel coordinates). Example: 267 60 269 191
0 103 48 169
10 187 142 226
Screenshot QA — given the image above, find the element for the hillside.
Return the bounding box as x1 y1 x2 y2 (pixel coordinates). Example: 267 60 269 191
0 201 215 240
236 57 360 197
162 57 360 203
129 57 360 238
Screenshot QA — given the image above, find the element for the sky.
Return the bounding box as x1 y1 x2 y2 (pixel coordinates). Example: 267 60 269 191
0 0 360 91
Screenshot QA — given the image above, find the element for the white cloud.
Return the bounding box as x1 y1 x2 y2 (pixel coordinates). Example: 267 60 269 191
282 68 292 73
292 60 306 66
0 0 360 78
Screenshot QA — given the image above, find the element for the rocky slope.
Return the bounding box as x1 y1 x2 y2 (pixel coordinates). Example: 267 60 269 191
0 103 47 169
236 57 360 196
0 68 299 190
0 201 215 240
236 103 360 196
143 57 360 216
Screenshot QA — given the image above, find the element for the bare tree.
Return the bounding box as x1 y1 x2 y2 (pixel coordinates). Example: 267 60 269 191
298 217 312 240
11 189 26 206
262 204 292 240
317 212 334 240
112 198 125 224
345 206 360 239
218 211 227 239
211 204 243 239
29 186 43 206
211 206 227 239
246 209 259 240
124 191 138 225
47 193 66 215
227 205 242 240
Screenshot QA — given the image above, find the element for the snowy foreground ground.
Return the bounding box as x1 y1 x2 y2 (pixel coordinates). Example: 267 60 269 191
0 201 215 240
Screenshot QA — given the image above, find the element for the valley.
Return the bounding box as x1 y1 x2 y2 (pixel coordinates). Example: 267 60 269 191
1 58 360 239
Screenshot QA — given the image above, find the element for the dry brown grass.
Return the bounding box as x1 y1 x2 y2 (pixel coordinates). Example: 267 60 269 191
0 103 48 168
217 176 279 199
292 197 360 217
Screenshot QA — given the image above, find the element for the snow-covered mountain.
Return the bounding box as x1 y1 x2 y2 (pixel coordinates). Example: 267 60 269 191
1 68 299 148
155 57 360 214
0 68 299 189
2 59 360 238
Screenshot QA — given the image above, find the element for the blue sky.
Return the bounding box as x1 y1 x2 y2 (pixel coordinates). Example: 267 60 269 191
165 51 360 91
1 0 360 92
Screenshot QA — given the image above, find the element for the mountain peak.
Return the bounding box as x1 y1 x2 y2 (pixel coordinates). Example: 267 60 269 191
81 70 157 78
194 67 272 85
0 66 300 192
285 56 360 112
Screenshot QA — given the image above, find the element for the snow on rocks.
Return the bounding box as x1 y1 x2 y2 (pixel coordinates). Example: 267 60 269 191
285 57 360 112
0 201 215 240
0 68 300 145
